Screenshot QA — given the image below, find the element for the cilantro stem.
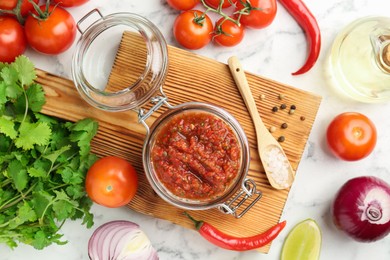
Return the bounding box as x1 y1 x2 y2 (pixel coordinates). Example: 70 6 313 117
0 182 37 212
0 221 10 228
47 183 69 192
0 179 12 188
21 88 29 125
50 152 78 174
0 233 22 238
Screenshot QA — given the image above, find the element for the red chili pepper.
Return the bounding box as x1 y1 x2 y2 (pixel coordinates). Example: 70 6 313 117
278 0 321 75
184 212 287 251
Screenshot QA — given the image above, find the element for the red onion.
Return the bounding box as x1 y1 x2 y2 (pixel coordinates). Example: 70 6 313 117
88 220 159 260
332 176 390 242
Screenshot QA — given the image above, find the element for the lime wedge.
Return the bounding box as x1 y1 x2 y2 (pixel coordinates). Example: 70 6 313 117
281 219 322 260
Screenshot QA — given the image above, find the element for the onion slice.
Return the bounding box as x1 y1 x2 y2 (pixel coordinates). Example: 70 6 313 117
332 176 390 242
88 220 159 260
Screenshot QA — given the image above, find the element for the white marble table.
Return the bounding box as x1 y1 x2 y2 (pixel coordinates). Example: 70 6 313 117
2 0 390 259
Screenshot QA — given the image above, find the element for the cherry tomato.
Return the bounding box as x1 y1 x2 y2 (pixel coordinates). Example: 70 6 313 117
0 0 39 17
214 18 245 47
24 5 76 55
0 16 27 63
167 0 199 11
85 156 138 208
173 10 213 50
236 0 277 29
326 112 377 161
52 0 89 7
205 0 237 9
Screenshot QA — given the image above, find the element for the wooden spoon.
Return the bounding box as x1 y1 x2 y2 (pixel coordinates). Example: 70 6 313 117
228 56 294 190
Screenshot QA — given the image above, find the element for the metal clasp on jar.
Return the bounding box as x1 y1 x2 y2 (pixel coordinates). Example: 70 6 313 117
138 91 171 136
218 179 262 219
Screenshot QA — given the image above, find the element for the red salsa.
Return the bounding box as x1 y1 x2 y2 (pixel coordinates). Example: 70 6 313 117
151 110 241 201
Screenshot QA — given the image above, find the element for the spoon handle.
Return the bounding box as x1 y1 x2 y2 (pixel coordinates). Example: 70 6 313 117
228 56 294 190
228 56 269 137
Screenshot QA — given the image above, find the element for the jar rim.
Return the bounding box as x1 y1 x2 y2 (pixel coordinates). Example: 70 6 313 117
72 11 168 111
142 102 250 211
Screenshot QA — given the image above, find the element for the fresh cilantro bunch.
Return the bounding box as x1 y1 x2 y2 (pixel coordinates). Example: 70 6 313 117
0 56 98 249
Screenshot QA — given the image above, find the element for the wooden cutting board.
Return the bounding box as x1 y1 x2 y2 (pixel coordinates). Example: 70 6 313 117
38 32 321 253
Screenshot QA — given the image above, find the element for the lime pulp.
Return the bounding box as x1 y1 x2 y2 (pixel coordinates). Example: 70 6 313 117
280 219 322 260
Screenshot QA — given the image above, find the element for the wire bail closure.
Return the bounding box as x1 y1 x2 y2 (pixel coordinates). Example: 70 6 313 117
138 90 171 136
219 179 262 218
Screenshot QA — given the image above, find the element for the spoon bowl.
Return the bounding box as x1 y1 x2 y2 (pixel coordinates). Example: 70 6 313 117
228 56 295 190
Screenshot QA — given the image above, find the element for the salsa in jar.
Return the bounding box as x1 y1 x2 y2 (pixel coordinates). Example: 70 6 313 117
151 110 242 201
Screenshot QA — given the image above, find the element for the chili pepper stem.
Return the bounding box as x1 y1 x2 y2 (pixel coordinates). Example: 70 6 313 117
184 212 204 231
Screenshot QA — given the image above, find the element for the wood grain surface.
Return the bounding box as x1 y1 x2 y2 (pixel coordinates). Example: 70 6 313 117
38 31 321 253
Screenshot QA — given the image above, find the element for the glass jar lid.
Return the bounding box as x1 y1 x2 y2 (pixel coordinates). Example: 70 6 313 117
72 9 168 111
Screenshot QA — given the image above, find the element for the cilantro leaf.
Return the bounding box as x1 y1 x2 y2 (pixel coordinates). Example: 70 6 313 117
43 145 70 165
8 202 37 229
0 116 17 139
26 83 45 112
68 118 98 157
0 56 98 250
0 82 6 107
28 167 47 178
14 83 46 113
52 190 78 221
8 160 28 192
12 55 36 87
31 230 65 250
35 113 58 126
1 66 21 99
15 122 51 150
18 202 37 222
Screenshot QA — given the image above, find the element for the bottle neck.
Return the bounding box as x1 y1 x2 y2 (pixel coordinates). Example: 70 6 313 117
371 33 390 74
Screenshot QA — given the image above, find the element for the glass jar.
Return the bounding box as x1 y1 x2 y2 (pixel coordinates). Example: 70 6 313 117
327 16 390 103
72 10 261 218
72 9 168 111
142 102 261 216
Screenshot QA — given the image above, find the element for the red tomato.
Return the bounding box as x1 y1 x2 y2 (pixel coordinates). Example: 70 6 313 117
173 10 213 50
236 0 277 29
0 0 39 17
52 0 89 7
326 112 377 161
0 17 27 63
167 0 199 11
205 0 237 8
214 17 245 47
85 156 138 208
24 5 76 55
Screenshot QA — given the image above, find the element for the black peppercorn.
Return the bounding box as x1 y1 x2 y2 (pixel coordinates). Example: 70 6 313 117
290 104 296 110
281 123 288 129
280 104 287 109
272 106 278 112
278 136 285 142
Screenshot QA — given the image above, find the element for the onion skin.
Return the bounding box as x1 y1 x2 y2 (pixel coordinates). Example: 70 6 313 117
332 176 390 242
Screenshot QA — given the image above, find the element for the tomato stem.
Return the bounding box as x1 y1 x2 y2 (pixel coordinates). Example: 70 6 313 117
199 0 241 26
30 0 53 21
0 0 24 24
